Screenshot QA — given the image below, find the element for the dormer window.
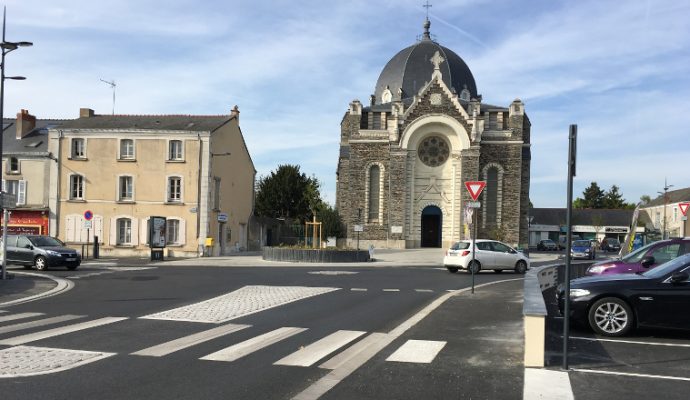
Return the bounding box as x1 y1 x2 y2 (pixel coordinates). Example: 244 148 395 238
381 87 392 104
460 88 470 101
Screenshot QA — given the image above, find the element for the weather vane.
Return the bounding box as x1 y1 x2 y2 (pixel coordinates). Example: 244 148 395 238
423 1 432 19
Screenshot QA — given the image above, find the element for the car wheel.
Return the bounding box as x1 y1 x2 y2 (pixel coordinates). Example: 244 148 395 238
588 297 634 336
493 269 503 273
514 260 527 274
35 256 48 271
447 267 459 273
468 260 481 274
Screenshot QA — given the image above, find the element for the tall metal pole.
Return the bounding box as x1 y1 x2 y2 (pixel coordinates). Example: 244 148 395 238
563 124 577 370
1 8 8 280
471 209 477 294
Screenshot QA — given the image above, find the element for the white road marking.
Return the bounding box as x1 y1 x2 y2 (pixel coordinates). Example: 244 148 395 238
141 286 340 324
292 278 525 400
275 330 366 367
524 368 574 400
0 317 128 346
350 288 367 292
308 271 358 276
573 368 690 382
385 340 446 363
0 346 115 378
382 289 400 292
414 289 433 293
570 336 690 348
132 323 250 357
319 333 388 370
201 327 308 362
0 312 44 323
0 315 84 335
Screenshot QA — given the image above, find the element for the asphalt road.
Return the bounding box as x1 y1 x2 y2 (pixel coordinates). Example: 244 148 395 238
0 262 518 400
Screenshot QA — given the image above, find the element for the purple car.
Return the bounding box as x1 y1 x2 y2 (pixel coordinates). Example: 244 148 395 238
586 238 690 276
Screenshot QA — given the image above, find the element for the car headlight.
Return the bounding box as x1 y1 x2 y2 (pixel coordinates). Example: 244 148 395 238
570 289 590 298
585 249 591 253
588 264 614 274
45 250 60 256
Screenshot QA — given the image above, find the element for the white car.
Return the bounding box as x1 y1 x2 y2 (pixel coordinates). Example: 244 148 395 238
443 239 529 274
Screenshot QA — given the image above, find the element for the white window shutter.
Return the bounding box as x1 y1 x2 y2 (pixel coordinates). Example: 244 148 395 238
17 180 26 205
94 215 103 242
1 179 5 193
179 219 186 245
65 215 76 242
131 218 139 245
140 218 149 245
109 217 117 245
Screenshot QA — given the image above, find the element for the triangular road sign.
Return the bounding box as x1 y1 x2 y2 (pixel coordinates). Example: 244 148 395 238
464 181 486 201
679 202 690 216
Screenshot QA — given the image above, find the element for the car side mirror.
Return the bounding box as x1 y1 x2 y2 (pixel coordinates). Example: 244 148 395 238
641 256 655 268
670 271 689 283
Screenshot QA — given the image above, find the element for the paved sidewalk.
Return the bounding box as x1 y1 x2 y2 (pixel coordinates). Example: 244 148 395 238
0 273 57 307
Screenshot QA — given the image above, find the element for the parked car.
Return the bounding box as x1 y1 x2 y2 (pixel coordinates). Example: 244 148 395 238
537 239 558 251
571 239 596 260
558 253 690 336
586 238 690 276
444 239 529 274
1 235 81 271
601 237 621 252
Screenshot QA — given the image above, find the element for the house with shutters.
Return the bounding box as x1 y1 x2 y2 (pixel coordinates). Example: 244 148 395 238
48 106 255 258
1 109 62 236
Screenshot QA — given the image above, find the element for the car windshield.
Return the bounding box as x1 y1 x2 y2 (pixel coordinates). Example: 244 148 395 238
608 239 620 245
642 254 690 279
543 240 554 244
451 241 471 250
621 241 659 263
28 236 64 247
573 240 589 247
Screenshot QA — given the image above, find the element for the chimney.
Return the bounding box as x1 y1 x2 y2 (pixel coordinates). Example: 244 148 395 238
16 109 36 139
230 105 240 122
80 108 95 118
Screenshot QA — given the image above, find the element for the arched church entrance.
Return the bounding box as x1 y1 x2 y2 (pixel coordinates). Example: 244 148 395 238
421 205 442 248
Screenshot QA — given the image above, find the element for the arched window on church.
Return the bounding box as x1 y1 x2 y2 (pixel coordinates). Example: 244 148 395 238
486 167 499 224
368 165 381 223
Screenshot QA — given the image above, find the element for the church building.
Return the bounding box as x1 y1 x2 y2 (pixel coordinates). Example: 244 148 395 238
335 18 531 249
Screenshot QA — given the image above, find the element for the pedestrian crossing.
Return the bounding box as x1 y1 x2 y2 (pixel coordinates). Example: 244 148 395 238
0 310 449 377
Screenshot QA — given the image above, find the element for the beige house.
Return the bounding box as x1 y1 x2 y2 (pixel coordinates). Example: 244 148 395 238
48 107 255 258
640 187 690 239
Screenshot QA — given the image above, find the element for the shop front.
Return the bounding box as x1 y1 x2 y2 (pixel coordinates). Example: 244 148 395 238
0 209 50 235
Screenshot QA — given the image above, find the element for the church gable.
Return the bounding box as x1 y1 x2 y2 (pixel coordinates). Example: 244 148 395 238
400 81 472 141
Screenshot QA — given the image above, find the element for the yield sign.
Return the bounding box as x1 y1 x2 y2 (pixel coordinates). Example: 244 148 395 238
679 202 690 216
464 181 486 201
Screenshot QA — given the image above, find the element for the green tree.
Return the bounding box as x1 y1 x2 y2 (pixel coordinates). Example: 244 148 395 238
255 164 321 222
317 204 344 238
603 185 627 209
640 195 652 205
574 182 605 208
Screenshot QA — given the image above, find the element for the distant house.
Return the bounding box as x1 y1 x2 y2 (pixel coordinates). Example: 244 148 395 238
48 106 255 258
639 187 690 239
1 110 64 236
528 208 643 247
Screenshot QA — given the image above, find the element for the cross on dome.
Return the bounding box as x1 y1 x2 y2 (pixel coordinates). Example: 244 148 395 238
430 51 445 70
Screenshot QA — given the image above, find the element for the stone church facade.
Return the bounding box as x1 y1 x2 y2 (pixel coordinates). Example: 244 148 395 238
336 19 531 249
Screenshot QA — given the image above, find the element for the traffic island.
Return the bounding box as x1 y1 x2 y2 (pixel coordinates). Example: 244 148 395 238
262 247 370 263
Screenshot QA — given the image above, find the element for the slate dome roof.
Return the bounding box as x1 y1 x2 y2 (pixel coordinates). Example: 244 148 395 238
374 19 478 104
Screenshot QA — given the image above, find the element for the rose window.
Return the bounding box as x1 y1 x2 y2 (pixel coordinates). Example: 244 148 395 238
418 136 450 167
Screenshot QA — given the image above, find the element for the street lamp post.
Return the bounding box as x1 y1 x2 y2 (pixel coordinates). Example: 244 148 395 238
0 7 32 280
658 179 673 240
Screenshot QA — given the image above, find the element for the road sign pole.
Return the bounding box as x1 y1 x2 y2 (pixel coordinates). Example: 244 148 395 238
1 206 7 280
563 124 577 371
471 209 477 294
86 228 90 260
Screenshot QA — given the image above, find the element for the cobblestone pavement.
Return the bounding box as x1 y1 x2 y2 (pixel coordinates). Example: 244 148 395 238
140 285 340 323
0 345 114 377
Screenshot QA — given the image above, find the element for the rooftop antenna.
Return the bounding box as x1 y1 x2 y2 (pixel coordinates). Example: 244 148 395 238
100 79 116 115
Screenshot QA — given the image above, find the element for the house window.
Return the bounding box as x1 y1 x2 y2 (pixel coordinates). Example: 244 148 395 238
168 140 183 161
117 218 132 245
8 157 19 173
70 175 84 200
368 165 381 223
119 139 134 159
71 138 85 158
166 219 180 244
1 179 26 205
167 177 182 202
119 176 133 201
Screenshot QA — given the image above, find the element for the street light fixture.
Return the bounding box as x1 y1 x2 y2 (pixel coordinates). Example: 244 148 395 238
0 7 32 280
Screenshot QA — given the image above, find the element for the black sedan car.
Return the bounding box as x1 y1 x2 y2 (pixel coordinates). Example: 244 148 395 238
537 239 558 251
558 253 690 336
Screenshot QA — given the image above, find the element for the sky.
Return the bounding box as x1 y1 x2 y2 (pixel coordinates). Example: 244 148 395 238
4 0 690 208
